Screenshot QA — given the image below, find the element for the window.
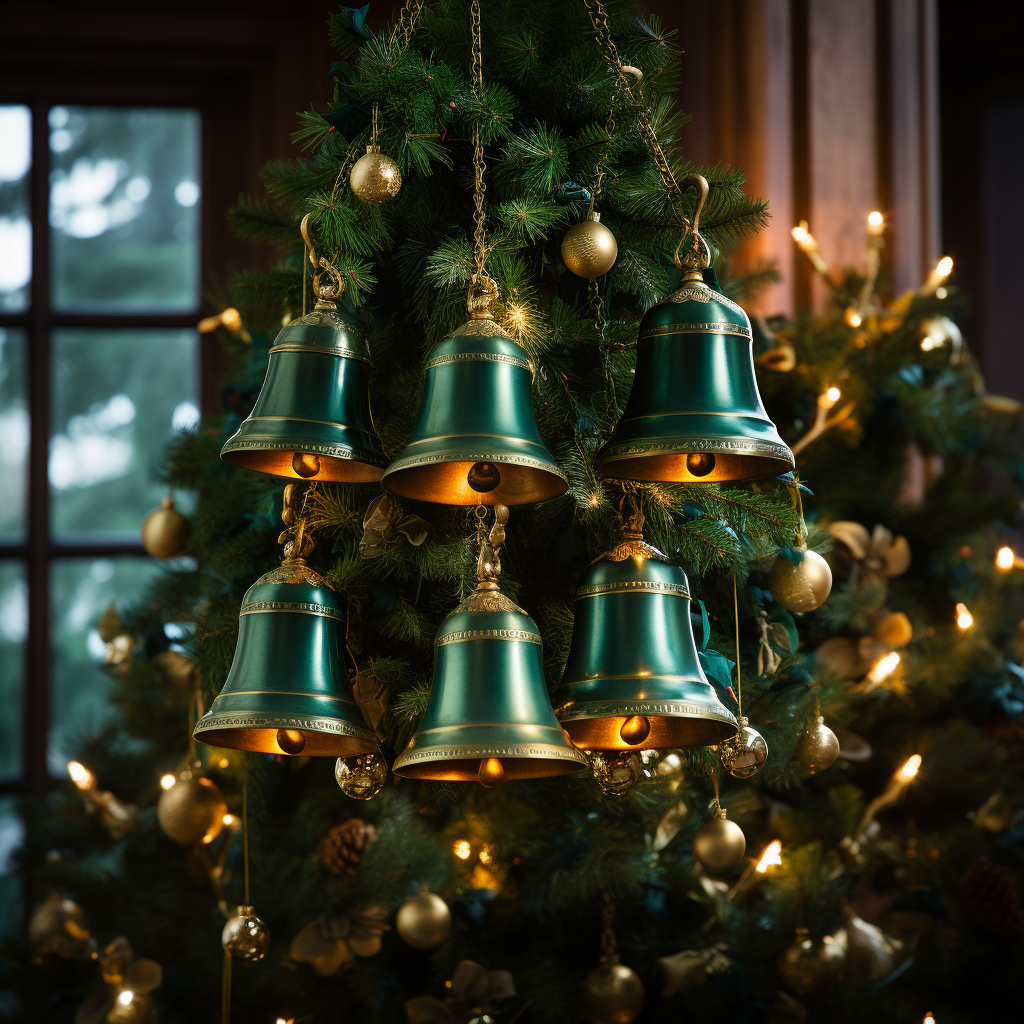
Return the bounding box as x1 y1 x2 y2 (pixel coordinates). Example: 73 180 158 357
0 105 201 903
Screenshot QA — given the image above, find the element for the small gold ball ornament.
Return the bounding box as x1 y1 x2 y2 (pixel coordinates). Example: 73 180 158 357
28 895 94 959
395 892 451 949
141 497 190 559
157 772 227 846
222 905 270 961
350 145 402 204
561 213 618 279
768 548 832 613
692 807 746 872
776 928 846 996
795 715 840 774
580 957 645 1024
334 752 388 800
719 717 768 779
589 751 643 796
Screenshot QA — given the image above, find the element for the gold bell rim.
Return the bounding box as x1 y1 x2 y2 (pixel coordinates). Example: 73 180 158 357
597 437 793 483
193 714 376 758
221 445 386 482
392 741 588 780
382 456 568 506
560 710 736 751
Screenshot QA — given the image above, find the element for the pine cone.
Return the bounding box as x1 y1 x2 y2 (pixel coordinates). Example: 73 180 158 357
960 856 1022 935
318 819 378 880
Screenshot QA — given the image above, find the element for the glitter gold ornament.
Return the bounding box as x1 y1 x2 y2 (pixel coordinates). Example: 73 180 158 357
719 717 768 779
580 959 644 1024
692 807 746 872
768 548 832 613
141 497 190 559
776 928 846 996
335 752 388 800
396 892 451 949
561 213 618 279
589 750 643 796
795 715 840 774
222 905 270 960
156 772 227 846
350 145 402 204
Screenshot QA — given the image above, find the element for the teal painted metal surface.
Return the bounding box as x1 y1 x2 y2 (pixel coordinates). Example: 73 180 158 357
554 537 737 749
393 593 588 780
597 275 794 482
381 319 567 505
193 560 376 757
221 307 387 482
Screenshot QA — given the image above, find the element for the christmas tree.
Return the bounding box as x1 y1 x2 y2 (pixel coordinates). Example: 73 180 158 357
5 2 1024 1023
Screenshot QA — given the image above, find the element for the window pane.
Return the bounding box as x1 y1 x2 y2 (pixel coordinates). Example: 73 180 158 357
51 328 198 539
49 557 162 774
0 105 31 312
0 328 28 541
0 562 27 778
49 106 200 312
0 797 24 940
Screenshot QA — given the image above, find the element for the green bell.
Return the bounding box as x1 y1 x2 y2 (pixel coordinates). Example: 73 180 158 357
220 286 387 482
554 527 737 750
194 486 376 758
393 506 587 783
381 310 566 506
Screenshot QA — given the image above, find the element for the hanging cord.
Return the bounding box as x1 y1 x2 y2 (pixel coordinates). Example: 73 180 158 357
392 0 426 47
587 87 619 343
733 575 743 721
599 889 619 963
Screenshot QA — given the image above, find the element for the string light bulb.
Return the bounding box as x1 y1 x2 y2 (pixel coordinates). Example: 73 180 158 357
996 546 1019 571
756 840 782 873
955 602 973 630
67 761 94 790
117 991 134 1007
453 839 472 860
867 210 885 234
845 308 862 328
936 257 953 277
160 774 177 790
222 813 235 827
791 222 814 249
900 754 922 781
826 386 841 404
867 651 900 684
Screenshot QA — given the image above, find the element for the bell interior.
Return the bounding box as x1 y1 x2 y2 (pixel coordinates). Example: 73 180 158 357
394 755 586 782
599 450 790 483
195 724 376 758
563 714 736 751
221 448 384 482
384 460 567 505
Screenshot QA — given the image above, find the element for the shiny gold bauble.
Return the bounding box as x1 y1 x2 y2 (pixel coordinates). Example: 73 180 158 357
719 717 768 779
795 715 840 774
222 905 270 961
335 752 389 800
874 610 913 647
141 498 190 559
157 773 227 846
776 929 846 996
28 895 94 959
349 145 402 204
589 750 643 796
768 549 832 613
692 809 746 872
395 892 451 949
580 958 644 1024
561 214 618 279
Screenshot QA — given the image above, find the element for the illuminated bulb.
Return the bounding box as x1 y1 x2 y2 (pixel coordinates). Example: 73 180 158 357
619 715 651 746
117 991 134 1007
160 773 177 790
222 814 235 827
221 307 242 331
868 651 900 683
218 758 230 768
67 761 93 790
479 845 493 864
826 386 841 403
589 493 600 508
845 308 862 328
867 210 884 232
791 221 814 249
935 287 947 299
900 754 922 780
478 758 505 788
955 602 973 630
996 546 1016 571
936 256 953 277
453 839 472 860
756 839 782 873
923 1015 935 1024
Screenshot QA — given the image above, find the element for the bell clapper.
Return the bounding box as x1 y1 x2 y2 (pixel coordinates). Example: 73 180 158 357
292 452 321 479
478 757 506 787
619 715 651 746
276 728 307 755
686 452 716 478
468 461 501 493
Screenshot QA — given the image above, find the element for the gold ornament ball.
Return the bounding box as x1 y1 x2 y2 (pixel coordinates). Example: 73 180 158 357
580 959 644 1024
561 215 618 279
768 549 832 613
350 145 402 204
222 905 270 961
141 498 190 559
157 773 227 846
589 750 643 796
395 892 451 949
795 716 840 774
28 895 93 958
334 752 388 800
720 717 769 779
776 929 846 996
692 809 746 872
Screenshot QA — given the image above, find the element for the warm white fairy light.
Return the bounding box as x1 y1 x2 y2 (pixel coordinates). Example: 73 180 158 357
160 773 177 790
900 754 922 781
955 602 973 630
791 223 813 249
867 210 885 234
826 386 841 403
117 991 134 1007
923 1014 935 1024
845 308 862 328
222 814 235 827
67 761 94 790
868 651 900 683
996 546 1020 571
479 845 494 864
453 839 472 860
922 256 954 294
756 840 782 873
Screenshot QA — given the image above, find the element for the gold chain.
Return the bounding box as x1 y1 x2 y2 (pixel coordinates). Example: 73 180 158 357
469 0 490 290
393 0 426 47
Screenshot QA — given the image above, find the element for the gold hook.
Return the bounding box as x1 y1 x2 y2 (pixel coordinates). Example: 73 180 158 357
300 214 318 270
674 173 711 270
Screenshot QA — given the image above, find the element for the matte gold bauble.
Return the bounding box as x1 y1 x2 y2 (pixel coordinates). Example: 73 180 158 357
350 145 402 204
692 808 746 872
395 892 451 949
28 895 94 959
768 549 832 613
795 715 840 774
776 929 846 996
157 773 227 846
561 214 618 279
580 958 644 1024
719 717 768 779
141 498 190 559
222 905 270 961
